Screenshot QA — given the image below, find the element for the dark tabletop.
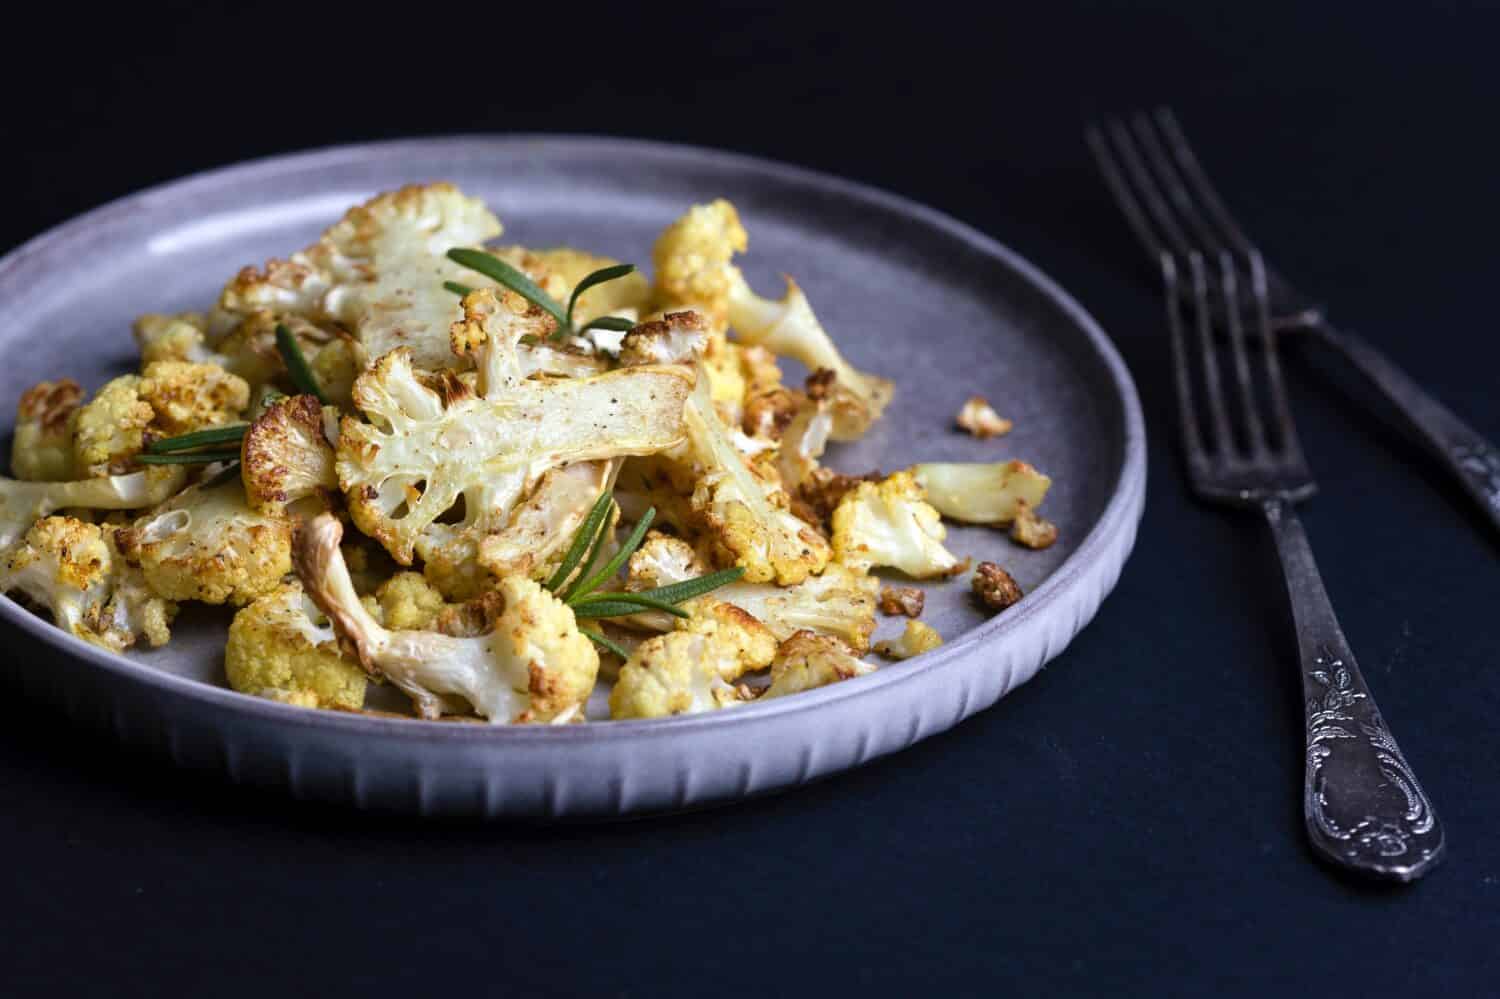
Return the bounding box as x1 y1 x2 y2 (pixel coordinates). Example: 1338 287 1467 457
2 3 1496 996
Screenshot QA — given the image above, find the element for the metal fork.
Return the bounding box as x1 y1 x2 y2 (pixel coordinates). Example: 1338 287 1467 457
1088 108 1500 537
1164 248 1444 881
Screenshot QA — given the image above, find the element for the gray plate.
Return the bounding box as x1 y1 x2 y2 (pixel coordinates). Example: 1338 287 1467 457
0 137 1145 817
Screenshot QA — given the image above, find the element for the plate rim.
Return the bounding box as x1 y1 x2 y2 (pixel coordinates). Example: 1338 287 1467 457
0 134 1147 743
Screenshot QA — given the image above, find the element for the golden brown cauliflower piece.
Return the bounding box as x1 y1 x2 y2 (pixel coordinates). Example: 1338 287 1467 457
71 363 249 476
71 375 154 476
136 361 250 437
124 477 291 605
955 396 1012 438
651 199 748 331
240 393 336 514
1010 503 1059 550
11 379 82 481
609 603 777 719
760 630 875 699
831 471 964 579
873 619 943 660
0 516 175 652
362 571 449 630
295 513 598 723
225 581 366 710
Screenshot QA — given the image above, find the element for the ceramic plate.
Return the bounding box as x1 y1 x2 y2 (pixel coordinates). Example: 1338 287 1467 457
0 137 1145 817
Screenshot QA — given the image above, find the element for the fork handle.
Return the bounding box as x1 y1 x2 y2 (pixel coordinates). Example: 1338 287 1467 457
1312 324 1500 536
1262 499 1445 881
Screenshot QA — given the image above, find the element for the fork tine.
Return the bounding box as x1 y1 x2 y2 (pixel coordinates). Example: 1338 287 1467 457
1129 111 1235 263
1189 253 1236 459
1102 118 1197 260
1161 252 1207 466
1218 252 1269 456
1250 252 1307 466
1153 108 1261 258
1085 123 1167 261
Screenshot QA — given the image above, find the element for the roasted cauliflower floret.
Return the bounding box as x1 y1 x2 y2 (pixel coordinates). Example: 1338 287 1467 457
873 619 943 660
362 571 449 630
224 582 366 710
240 394 336 514
0 516 175 652
911 461 1052 526
617 311 710 367
71 375 153 476
831 471 962 579
71 363 249 477
295 513 597 722
216 183 506 370
0 467 187 551
477 460 617 582
137 361 250 437
624 533 877 652
652 199 892 440
955 396 1012 438
134 312 218 367
338 289 692 577
11 379 81 481
1010 502 1059 549
679 363 831 585
760 630 875 699
125 476 291 605
609 603 776 719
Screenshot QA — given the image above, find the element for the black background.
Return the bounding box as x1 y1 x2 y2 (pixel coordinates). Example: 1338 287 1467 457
2 3 1497 996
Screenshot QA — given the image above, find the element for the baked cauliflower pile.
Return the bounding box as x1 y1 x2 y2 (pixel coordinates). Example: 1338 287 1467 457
0 184 1058 723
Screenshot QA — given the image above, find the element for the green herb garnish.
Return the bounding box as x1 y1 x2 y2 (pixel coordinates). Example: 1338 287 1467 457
443 280 473 297
275 323 326 402
138 449 244 466
545 490 746 655
146 424 248 454
445 249 638 342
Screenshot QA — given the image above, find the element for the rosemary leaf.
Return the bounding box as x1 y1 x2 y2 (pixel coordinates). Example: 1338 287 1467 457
580 627 631 660
446 249 567 326
565 264 636 327
147 424 248 454
569 590 691 618
138 449 244 466
275 324 326 403
443 280 473 297
578 316 637 334
545 491 616 593
632 567 747 607
559 501 618 601
568 508 655 603
572 599 682 621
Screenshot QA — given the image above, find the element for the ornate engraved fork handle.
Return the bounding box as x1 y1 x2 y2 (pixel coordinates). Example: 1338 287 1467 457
1312 323 1500 536
1263 500 1445 881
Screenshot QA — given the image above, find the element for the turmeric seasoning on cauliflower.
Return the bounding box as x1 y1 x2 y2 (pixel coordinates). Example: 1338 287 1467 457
831 471 964 579
11 379 82 481
609 603 777 719
0 516 175 652
225 581 366 710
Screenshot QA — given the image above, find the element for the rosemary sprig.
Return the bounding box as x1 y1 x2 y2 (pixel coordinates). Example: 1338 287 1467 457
546 491 746 648
578 627 630 660
445 248 638 342
565 508 655 602
544 491 615 592
146 424 248 454
275 323 326 402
